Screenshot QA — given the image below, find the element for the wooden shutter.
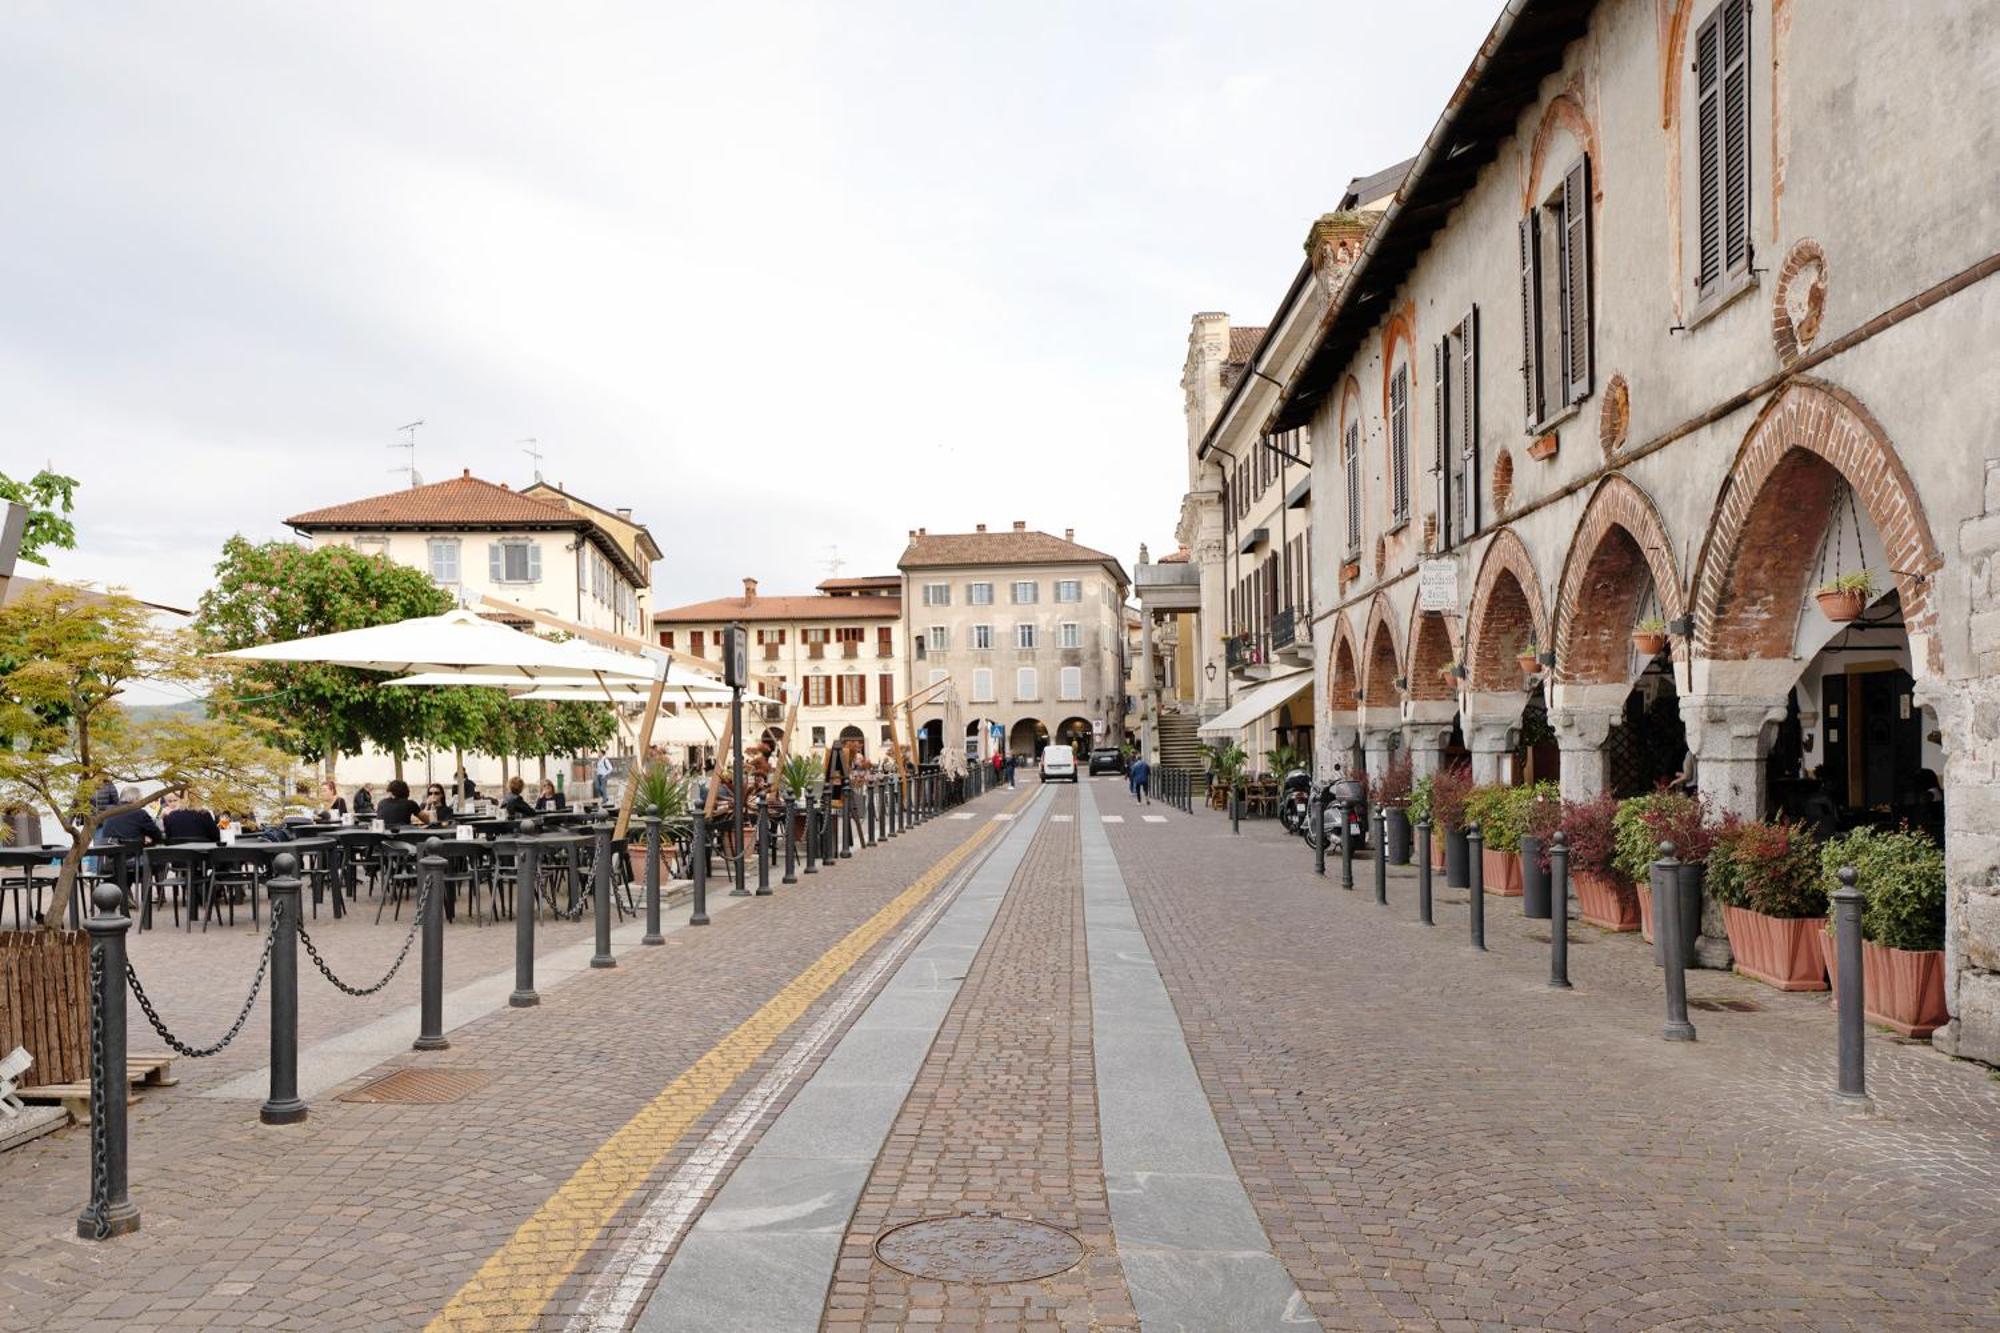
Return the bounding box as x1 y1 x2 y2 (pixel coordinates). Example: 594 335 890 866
879 672 894 706
526 543 541 582
1389 366 1410 523
1721 0 1752 279
1433 339 1450 548
1694 7 1723 293
690 630 704 657
1344 421 1361 555
1518 213 1542 426
1560 159 1592 406
488 543 503 581
1459 308 1481 537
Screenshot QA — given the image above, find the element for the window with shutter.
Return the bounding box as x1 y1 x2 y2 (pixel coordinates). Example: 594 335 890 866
1015 623 1037 650
1389 365 1410 525
1694 0 1751 298
879 673 895 706
690 631 704 657
1560 160 1592 403
1433 339 1450 545
488 543 503 582
1457 308 1481 540
1343 421 1361 556
1016 667 1038 701
1059 666 1083 701
971 668 993 702
1519 214 1543 426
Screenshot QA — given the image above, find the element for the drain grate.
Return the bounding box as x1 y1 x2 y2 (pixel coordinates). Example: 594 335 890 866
1689 997 1764 1013
338 1068 491 1104
875 1213 1084 1284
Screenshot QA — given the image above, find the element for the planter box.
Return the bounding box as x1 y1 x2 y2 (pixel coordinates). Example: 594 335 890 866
1383 809 1411 865
1574 870 1640 931
1481 847 1523 897
1821 935 1950 1037
0 929 91 1087
1527 432 1559 461
1723 905 1828 991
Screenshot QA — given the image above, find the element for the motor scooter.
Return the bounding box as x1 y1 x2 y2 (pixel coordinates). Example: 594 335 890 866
1300 771 1369 852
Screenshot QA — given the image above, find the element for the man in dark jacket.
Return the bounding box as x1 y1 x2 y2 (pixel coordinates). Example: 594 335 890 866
162 799 221 843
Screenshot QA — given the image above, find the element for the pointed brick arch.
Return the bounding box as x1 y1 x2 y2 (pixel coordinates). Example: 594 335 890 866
1554 475 1685 686
1692 378 1942 673
1467 528 1551 692
1405 601 1460 703
1359 593 1402 710
1327 611 1361 713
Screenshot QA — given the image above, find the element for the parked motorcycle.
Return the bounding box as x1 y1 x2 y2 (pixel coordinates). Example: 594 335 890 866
1275 768 1314 835
1300 773 1369 852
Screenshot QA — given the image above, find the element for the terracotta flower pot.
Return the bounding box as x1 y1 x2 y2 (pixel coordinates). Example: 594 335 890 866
1821 935 1950 1037
1631 631 1667 657
1481 847 1523 897
1516 653 1539 675
1573 869 1640 931
1815 588 1865 622
1430 831 1447 870
1722 905 1828 991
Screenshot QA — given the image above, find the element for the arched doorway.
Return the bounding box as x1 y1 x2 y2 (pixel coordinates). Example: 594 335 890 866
1358 594 1401 780
1055 717 1093 754
1464 528 1553 786
916 719 943 764
1404 602 1461 778
965 718 999 765
837 725 866 759
1552 475 1686 800
1324 614 1361 774
1008 717 1049 759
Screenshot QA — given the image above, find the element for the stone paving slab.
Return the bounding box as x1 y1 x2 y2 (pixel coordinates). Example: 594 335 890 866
1102 805 2000 1331
0 787 1021 1332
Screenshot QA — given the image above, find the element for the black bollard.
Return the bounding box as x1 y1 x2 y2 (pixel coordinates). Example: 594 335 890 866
261 854 306 1125
414 839 450 1050
1831 865 1872 1112
511 829 541 1007
1417 816 1434 927
756 804 772 895
1312 788 1327 877
1338 799 1354 891
867 782 877 847
782 798 798 884
840 792 853 859
689 811 711 926
642 811 664 945
802 792 818 876
1231 783 1241 835
590 824 616 968
1549 831 1572 990
77 883 139 1238
1467 824 1486 951
1657 841 1696 1041
1373 807 1388 906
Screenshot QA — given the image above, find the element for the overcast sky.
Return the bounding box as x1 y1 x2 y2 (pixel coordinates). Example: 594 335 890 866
9 0 1497 612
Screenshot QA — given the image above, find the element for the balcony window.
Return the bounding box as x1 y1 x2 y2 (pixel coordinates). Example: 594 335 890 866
972 624 993 650
1015 623 1037 650
428 538 460 585
488 540 541 584
1058 622 1080 650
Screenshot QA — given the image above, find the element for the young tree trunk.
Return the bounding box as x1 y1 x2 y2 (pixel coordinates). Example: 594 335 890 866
393 749 406 783
42 827 92 930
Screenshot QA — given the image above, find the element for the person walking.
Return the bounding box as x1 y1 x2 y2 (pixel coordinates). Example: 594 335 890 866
593 753 612 801
1004 751 1016 788
1128 754 1151 804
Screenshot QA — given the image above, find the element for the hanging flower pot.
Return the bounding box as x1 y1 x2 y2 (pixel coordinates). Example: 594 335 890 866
1814 573 1874 623
1631 620 1667 657
1516 652 1540 675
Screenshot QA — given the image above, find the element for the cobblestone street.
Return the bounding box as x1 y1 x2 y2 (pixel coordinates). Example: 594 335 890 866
2 778 1996 1331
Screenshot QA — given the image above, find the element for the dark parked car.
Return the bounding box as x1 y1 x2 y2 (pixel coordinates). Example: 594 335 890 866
1087 747 1126 776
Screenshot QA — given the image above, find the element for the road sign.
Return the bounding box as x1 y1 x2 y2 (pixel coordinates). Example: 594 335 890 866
1418 559 1459 613
723 624 749 688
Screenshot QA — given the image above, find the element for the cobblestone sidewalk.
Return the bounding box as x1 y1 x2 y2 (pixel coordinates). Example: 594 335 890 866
1104 808 2000 1331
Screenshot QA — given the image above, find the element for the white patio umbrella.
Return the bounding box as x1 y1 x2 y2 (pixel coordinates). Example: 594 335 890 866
213 608 660 682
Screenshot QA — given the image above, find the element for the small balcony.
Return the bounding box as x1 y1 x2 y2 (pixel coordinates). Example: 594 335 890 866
808 642 825 660
842 641 860 659
762 643 781 661
1271 607 1312 666
1225 630 1273 681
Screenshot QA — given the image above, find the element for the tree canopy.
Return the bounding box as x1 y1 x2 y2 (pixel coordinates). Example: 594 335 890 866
0 468 81 566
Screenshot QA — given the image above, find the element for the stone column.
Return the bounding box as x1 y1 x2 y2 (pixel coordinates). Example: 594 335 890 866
1922 675 2000 1066
1138 609 1158 764
1319 716 1360 779
1360 722 1399 781
1548 683 1625 804
1678 693 1788 823
1461 691 1519 786
1401 701 1458 781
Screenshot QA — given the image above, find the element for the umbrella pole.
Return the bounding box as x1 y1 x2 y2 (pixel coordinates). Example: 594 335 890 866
614 676 666 842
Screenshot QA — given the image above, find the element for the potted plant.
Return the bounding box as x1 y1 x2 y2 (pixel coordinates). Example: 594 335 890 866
1463 782 1525 896
1406 773 1440 867
1613 791 1713 965
1263 744 1305 777
1560 793 1638 930
1516 639 1542 675
1369 754 1414 865
1439 660 1464 685
1707 816 1826 990
1430 765 1474 890
1818 826 1948 1036
1814 570 1874 623
1631 617 1668 657
1520 784 1562 918
629 763 692 876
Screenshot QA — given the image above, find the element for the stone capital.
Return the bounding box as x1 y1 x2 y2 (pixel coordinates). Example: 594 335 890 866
1549 706 1618 751
1679 694 1789 762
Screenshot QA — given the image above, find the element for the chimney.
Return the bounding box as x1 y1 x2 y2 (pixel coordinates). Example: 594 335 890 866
616 507 632 519
919 527 927 536
1012 520 1026 532
908 529 916 540
462 468 471 478
742 577 758 605
975 523 986 533
1065 528 1074 542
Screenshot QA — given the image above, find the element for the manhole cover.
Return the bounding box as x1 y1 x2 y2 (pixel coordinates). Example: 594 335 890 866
1689 998 1764 1013
338 1068 490 1104
874 1214 1084 1284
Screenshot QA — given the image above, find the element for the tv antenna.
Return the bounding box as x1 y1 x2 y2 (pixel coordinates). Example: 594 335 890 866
520 438 544 481
390 420 424 488
824 545 846 578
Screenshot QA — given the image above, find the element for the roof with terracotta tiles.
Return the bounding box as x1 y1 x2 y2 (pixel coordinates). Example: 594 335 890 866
653 594 902 624
897 528 1128 585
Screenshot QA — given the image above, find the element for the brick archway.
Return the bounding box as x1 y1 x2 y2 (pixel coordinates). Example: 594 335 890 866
1554 475 1685 686
1466 528 1551 692
1405 601 1460 703
1327 612 1361 712
1692 378 1942 673
1360 593 1402 710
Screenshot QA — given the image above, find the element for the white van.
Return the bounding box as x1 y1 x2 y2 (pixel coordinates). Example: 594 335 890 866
1039 743 1078 783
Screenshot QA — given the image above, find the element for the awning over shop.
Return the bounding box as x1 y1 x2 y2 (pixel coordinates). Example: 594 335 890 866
1196 670 1313 739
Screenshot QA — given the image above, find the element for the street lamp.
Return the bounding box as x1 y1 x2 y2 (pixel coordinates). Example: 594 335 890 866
1204 661 1216 683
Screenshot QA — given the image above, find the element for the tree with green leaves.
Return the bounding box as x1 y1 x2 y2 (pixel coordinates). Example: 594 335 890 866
0 582 291 927
195 536 455 779
0 468 80 567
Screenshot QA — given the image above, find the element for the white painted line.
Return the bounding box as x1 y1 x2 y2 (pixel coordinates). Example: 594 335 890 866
948 813 975 820
1143 815 1169 824
992 813 1016 821
1101 815 1125 823
1052 814 1074 823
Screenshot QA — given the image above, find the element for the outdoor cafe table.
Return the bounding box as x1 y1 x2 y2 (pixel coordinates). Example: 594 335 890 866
530 831 591 915
150 837 341 928
0 845 65 930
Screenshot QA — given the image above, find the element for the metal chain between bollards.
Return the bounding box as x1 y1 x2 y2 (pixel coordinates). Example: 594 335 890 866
126 901 282 1060
297 875 433 997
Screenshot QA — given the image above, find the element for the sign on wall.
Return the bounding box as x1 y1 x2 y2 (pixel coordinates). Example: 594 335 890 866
1417 559 1459 613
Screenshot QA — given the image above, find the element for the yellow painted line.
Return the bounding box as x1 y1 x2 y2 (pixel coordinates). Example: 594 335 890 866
428 784 1036 1331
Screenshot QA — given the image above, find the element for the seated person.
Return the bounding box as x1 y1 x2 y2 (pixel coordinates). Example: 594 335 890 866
418 783 454 826
501 776 536 819
96 788 165 848
320 780 348 818
352 784 375 815
162 797 221 844
535 779 565 811
373 779 422 828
